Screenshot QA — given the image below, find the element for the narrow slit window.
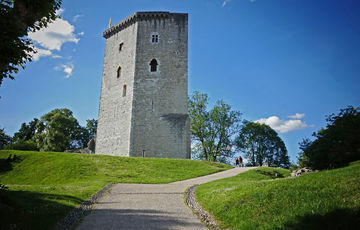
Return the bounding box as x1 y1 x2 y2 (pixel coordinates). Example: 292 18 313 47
122 85 127 97
150 59 158 72
119 42 124 51
117 66 121 78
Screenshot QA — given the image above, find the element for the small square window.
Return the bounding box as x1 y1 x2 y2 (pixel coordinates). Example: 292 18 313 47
151 34 159 43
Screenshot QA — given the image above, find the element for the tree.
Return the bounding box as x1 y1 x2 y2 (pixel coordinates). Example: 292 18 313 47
34 108 81 152
300 106 360 170
297 138 312 168
12 118 39 141
0 128 11 149
70 119 97 149
86 119 97 139
4 118 39 151
0 0 62 86
235 121 290 168
71 119 97 149
188 91 242 162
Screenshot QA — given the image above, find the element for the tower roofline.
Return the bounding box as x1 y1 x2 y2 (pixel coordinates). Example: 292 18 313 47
103 11 188 39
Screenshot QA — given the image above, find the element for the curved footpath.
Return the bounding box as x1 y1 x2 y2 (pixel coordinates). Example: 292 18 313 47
77 167 255 230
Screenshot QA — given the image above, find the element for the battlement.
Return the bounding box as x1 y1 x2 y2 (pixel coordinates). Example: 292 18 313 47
103 11 187 38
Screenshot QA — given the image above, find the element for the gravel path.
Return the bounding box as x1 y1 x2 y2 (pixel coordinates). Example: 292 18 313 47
76 167 254 230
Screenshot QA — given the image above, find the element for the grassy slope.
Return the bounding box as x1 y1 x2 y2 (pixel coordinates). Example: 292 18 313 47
196 162 360 230
0 150 232 229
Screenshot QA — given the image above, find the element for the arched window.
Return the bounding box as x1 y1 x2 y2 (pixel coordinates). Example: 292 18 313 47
150 59 158 72
117 66 121 78
122 84 127 97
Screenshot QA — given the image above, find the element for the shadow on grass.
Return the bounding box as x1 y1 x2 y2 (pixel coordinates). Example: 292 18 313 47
0 189 83 230
0 155 23 174
278 208 360 230
0 159 14 174
255 169 285 178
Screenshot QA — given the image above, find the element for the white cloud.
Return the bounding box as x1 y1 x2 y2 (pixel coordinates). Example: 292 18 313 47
32 48 52 61
72 14 84 22
222 0 231 7
56 8 65 16
27 8 81 75
255 115 308 133
55 63 74 78
30 48 64 61
222 0 254 6
28 18 79 51
288 113 305 119
28 8 80 64
51 55 62 59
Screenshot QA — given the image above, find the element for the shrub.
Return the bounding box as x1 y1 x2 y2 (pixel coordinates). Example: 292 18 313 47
302 106 360 170
4 139 39 151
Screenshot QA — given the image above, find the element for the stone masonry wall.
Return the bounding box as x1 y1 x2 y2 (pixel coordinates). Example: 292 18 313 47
130 13 190 158
95 22 138 156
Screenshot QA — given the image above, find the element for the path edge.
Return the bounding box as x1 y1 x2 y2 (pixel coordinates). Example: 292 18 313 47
185 184 220 230
55 183 114 230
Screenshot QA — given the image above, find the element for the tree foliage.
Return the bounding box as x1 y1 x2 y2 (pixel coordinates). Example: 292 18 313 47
297 138 312 168
5 139 38 150
4 109 97 152
235 121 290 168
0 128 11 149
71 119 97 149
34 108 81 152
12 118 38 141
188 91 242 162
0 0 62 86
300 106 360 170
86 119 97 140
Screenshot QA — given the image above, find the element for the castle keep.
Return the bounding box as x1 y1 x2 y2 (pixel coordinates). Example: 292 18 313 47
95 12 190 158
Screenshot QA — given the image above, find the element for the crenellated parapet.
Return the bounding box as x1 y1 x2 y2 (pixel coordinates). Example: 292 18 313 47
103 12 187 39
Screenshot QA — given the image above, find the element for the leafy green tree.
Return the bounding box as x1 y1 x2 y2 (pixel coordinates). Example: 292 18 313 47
0 0 62 86
35 108 81 152
301 106 360 170
0 128 11 149
4 139 38 151
12 118 39 141
235 121 290 168
189 91 242 162
71 119 97 148
4 118 39 150
71 126 89 149
297 138 312 168
86 119 97 139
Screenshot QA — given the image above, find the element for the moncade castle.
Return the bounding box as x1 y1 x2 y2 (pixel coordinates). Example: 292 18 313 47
95 12 190 158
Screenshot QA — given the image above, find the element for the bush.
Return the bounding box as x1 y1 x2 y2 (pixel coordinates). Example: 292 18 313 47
302 106 360 170
4 140 39 151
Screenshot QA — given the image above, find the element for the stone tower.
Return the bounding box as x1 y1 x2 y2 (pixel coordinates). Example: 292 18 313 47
95 12 190 159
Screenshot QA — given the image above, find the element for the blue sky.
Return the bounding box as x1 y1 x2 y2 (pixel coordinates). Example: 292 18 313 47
1 0 359 162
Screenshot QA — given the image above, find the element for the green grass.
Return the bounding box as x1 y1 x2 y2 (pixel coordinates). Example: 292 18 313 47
0 150 232 229
196 162 360 230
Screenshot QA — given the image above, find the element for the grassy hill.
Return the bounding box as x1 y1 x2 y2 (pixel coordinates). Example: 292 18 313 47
196 162 360 230
0 150 232 229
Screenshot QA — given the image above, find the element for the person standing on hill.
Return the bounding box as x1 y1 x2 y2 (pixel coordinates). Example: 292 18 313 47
235 157 239 167
239 156 243 167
